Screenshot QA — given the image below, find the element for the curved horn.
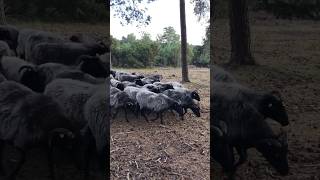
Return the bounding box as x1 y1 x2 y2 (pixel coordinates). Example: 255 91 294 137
212 126 224 138
18 65 34 74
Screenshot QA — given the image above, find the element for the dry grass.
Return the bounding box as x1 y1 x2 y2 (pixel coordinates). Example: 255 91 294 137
110 67 210 179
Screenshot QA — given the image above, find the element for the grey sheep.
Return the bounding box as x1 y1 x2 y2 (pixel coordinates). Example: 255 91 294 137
81 88 109 178
140 77 159 85
24 30 64 62
110 90 136 122
44 79 100 130
136 89 183 124
163 89 201 118
110 86 121 95
0 56 44 92
116 73 144 82
16 29 39 59
38 62 104 86
172 87 201 101
214 81 289 126
211 93 289 179
110 78 125 90
0 81 75 180
212 65 237 83
153 82 174 92
29 41 107 65
122 81 141 88
142 84 160 93
168 81 184 89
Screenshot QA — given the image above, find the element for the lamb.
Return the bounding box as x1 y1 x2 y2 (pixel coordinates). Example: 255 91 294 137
214 81 289 126
0 81 75 180
29 41 107 65
0 25 19 52
211 93 289 179
136 89 183 124
0 40 14 56
0 56 44 92
212 65 237 83
162 89 201 118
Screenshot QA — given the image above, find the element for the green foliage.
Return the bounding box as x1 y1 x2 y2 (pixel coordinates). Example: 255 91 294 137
111 26 206 68
191 26 209 67
5 0 108 22
110 0 156 25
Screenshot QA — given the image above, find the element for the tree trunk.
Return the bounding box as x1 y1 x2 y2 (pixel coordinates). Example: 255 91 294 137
0 0 6 25
180 0 190 82
228 0 255 65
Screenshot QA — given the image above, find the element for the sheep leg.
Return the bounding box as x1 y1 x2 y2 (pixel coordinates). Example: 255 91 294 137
0 140 5 176
160 113 164 124
111 109 119 119
183 107 188 114
141 109 149 122
7 148 26 180
234 146 247 168
47 145 56 180
124 108 129 122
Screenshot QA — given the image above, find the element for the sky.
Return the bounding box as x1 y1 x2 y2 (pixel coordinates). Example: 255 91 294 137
110 0 209 46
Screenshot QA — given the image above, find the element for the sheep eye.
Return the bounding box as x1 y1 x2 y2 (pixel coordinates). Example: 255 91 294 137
268 103 273 108
59 134 65 138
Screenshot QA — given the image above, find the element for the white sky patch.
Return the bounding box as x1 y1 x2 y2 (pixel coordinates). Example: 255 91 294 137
111 0 209 46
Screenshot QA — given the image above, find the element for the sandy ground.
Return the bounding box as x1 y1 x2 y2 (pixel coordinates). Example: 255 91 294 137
110 68 210 179
212 19 320 180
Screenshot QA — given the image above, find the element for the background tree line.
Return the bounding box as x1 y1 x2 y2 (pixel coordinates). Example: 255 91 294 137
111 26 209 68
2 0 108 22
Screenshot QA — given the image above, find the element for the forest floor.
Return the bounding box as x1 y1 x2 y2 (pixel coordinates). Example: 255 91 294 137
110 67 210 179
212 19 320 180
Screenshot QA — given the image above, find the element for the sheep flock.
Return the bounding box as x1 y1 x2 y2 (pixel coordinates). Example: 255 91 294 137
109 69 201 124
0 25 109 180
